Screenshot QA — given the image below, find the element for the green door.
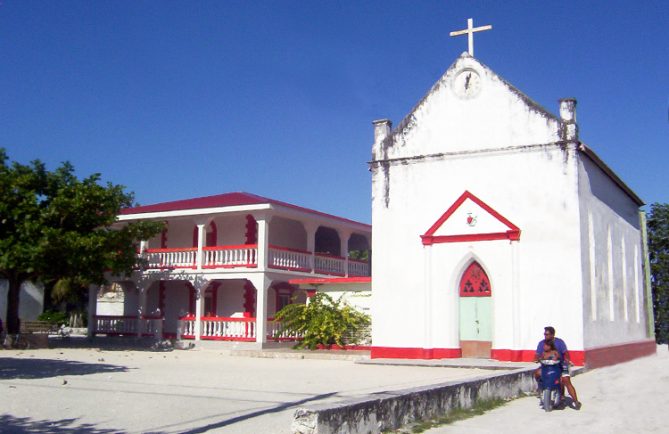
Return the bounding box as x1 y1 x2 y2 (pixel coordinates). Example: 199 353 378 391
458 262 492 358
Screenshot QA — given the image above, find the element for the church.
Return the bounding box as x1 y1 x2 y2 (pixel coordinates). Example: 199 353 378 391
368 22 655 367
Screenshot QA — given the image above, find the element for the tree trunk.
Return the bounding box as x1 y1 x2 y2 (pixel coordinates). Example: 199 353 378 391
6 276 21 334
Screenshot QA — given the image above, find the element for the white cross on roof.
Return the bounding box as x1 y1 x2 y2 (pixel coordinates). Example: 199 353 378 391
449 18 492 57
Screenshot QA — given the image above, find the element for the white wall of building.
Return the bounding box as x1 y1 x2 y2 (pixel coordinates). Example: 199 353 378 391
0 280 44 324
217 279 246 317
269 217 307 250
578 156 648 348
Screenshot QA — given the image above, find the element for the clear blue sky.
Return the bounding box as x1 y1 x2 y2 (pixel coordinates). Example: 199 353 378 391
1 1 667 224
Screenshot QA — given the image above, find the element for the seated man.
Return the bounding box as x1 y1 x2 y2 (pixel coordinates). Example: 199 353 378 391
533 326 582 410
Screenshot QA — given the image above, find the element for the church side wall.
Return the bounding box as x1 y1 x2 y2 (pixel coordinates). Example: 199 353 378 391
372 146 585 355
577 155 649 352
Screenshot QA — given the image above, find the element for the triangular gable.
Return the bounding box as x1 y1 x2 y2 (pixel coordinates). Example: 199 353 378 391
421 191 520 245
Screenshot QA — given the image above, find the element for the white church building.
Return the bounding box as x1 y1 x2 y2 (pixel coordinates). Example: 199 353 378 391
368 50 655 367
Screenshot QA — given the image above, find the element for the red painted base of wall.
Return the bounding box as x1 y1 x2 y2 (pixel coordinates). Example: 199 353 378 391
372 340 656 367
491 349 585 366
316 344 372 351
583 339 656 369
371 347 462 359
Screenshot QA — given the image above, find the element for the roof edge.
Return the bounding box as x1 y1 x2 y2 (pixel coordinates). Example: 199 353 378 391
579 144 644 206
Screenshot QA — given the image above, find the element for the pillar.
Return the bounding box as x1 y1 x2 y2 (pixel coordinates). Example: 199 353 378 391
137 281 149 338
339 229 352 277
249 275 271 345
87 284 99 338
193 280 209 341
255 214 271 271
195 221 206 270
304 222 318 273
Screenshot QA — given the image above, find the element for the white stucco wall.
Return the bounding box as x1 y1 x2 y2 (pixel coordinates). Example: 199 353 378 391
372 148 585 351
217 215 249 246
0 280 44 323
217 279 246 317
268 217 307 250
578 155 647 349
315 283 372 314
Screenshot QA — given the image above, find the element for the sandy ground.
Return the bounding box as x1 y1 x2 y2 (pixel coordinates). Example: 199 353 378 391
2 344 666 433
0 344 492 434
426 345 669 434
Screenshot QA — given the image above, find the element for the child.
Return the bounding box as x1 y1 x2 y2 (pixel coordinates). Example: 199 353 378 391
541 340 560 362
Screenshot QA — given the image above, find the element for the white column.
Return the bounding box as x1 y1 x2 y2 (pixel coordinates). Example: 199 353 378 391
137 281 148 337
423 245 433 349
255 215 271 271
511 241 521 350
250 275 271 345
304 222 318 273
339 229 352 277
195 222 206 270
193 280 208 341
87 284 99 338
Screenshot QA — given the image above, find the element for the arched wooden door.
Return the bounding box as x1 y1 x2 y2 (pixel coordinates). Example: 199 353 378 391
458 261 492 358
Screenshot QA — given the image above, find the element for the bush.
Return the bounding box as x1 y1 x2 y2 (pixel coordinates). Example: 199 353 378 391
274 292 370 350
37 310 69 327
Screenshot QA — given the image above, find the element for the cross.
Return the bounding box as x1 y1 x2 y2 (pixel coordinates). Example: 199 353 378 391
449 18 492 57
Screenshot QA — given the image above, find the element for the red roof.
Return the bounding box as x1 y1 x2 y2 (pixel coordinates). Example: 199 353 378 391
121 192 371 228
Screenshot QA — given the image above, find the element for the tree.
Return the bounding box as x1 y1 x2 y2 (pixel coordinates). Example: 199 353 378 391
0 149 162 334
647 203 669 344
274 292 370 349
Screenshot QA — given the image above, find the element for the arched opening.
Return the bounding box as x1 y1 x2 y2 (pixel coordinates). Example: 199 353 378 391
315 227 341 256
458 261 493 358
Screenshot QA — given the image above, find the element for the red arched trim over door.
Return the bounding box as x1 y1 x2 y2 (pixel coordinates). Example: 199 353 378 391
458 261 493 358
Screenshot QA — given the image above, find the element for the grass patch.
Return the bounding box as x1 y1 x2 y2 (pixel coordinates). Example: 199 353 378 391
390 398 510 433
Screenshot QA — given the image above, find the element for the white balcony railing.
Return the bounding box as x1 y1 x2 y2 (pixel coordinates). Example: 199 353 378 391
178 316 301 341
348 259 370 277
314 253 346 276
94 315 164 337
140 244 368 276
145 248 197 269
268 245 311 272
203 244 258 268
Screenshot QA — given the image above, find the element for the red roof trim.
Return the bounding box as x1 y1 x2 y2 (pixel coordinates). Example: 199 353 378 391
289 277 371 285
421 191 521 245
121 191 371 228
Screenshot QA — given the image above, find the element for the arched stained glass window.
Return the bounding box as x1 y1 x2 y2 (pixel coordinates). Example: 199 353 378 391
459 261 492 297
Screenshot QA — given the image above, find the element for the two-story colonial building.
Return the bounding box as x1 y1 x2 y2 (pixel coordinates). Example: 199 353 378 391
91 192 371 346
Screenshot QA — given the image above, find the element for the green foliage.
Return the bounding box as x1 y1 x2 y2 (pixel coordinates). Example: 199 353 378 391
274 292 370 350
348 249 370 261
37 310 69 327
0 149 163 332
648 203 669 344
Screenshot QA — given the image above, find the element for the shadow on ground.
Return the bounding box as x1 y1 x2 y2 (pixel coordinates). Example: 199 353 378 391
0 357 128 380
0 414 135 434
17 335 177 352
176 391 337 434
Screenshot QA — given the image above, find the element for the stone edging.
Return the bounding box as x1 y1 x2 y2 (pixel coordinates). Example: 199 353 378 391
292 366 539 434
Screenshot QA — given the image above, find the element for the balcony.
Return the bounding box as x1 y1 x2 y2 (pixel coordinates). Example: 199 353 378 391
140 243 370 277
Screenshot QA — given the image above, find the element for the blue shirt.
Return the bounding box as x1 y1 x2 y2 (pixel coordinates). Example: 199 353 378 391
536 337 568 358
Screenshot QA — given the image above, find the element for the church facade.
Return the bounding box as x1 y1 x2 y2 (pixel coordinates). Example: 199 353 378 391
369 53 655 367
